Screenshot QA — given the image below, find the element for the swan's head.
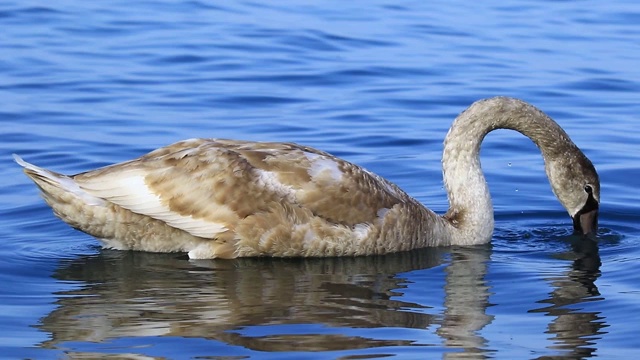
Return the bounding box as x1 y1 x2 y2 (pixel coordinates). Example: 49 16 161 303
546 151 599 237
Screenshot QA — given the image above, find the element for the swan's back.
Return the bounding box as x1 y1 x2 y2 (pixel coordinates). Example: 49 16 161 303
17 138 436 258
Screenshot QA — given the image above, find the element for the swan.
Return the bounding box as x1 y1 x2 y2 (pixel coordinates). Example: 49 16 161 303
15 97 600 259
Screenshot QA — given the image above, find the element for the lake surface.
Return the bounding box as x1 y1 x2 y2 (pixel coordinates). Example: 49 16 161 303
1 0 639 358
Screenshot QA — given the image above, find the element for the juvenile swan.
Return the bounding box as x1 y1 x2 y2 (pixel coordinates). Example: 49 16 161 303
15 97 599 259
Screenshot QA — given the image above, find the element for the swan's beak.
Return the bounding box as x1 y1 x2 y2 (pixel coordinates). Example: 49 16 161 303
572 188 599 238
575 208 598 238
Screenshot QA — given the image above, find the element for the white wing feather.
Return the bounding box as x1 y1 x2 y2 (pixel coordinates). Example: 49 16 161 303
77 169 227 239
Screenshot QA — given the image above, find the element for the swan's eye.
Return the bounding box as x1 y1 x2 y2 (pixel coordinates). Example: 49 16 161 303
584 184 593 194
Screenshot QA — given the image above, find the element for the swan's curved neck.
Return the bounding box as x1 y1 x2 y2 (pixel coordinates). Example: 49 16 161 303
440 97 575 245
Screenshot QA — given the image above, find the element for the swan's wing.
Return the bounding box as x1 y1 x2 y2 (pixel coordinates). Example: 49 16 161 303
73 138 410 241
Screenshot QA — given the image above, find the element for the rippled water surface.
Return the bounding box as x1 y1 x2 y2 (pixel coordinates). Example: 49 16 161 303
1 0 639 359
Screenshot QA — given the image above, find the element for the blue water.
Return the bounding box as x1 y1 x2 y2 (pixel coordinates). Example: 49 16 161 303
1 0 639 358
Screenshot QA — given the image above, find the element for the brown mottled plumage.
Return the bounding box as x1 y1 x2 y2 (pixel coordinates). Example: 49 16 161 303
15 97 600 258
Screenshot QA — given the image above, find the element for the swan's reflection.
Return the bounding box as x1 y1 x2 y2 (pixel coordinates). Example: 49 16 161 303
39 246 494 355
439 246 494 359
532 238 605 359
37 239 605 357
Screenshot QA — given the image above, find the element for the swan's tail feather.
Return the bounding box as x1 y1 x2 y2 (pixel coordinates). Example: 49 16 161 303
14 154 107 225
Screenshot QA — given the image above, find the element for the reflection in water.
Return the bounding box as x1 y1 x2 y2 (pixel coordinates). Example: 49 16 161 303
439 246 494 359
38 246 494 357
532 238 606 359
36 240 605 358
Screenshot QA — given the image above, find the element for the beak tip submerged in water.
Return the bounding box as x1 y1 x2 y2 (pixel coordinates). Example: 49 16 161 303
574 208 599 239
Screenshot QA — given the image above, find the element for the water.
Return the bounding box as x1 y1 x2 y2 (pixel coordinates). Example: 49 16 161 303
1 0 639 358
